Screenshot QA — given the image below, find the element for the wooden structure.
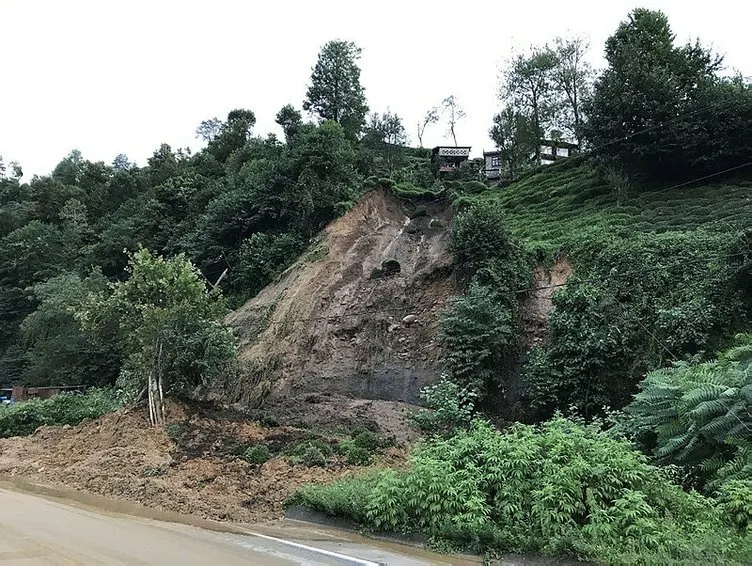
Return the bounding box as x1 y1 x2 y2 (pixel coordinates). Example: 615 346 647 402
539 139 578 165
483 150 502 180
482 139 579 180
431 146 471 175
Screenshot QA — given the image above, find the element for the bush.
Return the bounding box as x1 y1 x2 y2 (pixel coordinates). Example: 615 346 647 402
409 376 477 436
339 441 372 466
0 388 122 438
618 333 752 490
439 283 515 397
337 430 393 466
291 417 751 563
243 444 271 466
287 472 382 524
718 480 752 533
302 446 327 467
285 438 334 467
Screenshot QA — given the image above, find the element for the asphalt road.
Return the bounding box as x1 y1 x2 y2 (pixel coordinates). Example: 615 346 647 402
0 488 469 565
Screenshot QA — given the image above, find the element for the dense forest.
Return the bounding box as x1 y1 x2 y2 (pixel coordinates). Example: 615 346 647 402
1 7 752 563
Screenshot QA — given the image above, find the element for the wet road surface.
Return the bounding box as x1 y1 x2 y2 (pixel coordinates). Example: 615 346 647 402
0 487 474 565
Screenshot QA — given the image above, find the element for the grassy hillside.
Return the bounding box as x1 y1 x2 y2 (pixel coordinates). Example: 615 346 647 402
475 158 752 252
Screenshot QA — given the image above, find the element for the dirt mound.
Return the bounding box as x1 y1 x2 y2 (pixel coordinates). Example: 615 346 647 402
221 188 457 407
0 401 408 524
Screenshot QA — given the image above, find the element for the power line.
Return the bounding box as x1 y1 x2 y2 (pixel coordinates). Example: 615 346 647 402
626 162 752 200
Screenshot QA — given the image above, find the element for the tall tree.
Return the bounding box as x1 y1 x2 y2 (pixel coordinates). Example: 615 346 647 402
441 95 466 146
583 9 724 177
207 109 256 163
489 107 536 179
416 107 439 148
79 248 235 426
501 47 558 164
303 40 368 139
551 35 593 144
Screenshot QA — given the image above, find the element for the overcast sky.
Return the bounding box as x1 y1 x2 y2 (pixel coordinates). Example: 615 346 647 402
1 0 750 178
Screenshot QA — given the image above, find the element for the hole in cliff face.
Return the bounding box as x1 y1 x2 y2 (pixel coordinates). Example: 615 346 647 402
370 259 401 279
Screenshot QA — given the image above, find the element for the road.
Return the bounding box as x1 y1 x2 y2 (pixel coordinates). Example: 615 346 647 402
0 487 472 565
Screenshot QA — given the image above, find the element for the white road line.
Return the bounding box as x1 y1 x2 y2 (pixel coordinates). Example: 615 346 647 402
237 530 381 566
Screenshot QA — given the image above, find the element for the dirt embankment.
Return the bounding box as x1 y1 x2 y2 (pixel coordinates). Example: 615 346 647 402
0 401 411 524
221 188 457 407
520 258 574 349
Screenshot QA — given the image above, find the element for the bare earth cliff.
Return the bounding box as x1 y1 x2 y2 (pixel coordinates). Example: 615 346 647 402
221 188 457 407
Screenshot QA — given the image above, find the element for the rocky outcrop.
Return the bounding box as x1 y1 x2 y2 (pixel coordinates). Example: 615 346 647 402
221 188 457 406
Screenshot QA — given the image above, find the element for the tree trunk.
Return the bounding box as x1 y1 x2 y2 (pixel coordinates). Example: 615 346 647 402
148 337 166 426
532 94 542 166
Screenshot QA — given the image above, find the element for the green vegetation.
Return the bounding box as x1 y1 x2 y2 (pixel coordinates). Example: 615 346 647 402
620 335 752 490
479 160 752 252
241 445 272 466
0 389 122 438
409 377 478 437
78 248 236 425
1 6 750 562
290 417 751 563
289 9 752 562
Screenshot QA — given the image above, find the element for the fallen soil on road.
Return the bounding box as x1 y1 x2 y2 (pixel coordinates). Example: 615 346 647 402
0 399 412 524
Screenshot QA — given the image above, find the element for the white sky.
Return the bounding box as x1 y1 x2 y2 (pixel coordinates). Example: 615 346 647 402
1 0 750 178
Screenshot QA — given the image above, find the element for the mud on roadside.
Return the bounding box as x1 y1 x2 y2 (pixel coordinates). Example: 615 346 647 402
0 398 413 524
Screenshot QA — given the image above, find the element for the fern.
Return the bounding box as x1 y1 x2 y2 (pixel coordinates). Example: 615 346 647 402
622 335 752 488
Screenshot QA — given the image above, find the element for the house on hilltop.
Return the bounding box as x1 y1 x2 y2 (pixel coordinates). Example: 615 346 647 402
431 146 471 176
483 138 579 180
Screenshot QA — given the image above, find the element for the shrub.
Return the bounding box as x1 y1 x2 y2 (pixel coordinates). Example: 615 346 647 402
302 446 327 467
291 417 750 563
285 438 334 467
243 444 272 466
438 284 515 396
409 376 477 436
339 441 372 466
717 480 752 533
337 430 392 466
0 388 122 439
286 472 382 524
620 334 752 488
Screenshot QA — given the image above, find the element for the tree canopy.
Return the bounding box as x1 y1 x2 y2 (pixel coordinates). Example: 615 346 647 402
303 40 368 139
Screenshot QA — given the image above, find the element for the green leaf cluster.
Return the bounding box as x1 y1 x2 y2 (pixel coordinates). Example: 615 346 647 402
0 388 122 439
291 417 751 563
621 334 752 490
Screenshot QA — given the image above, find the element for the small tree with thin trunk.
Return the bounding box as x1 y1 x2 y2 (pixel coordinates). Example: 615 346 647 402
416 107 439 148
551 35 593 144
78 248 236 426
441 95 466 146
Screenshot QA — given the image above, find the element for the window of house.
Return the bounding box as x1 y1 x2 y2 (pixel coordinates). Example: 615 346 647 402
556 147 569 157
491 156 500 167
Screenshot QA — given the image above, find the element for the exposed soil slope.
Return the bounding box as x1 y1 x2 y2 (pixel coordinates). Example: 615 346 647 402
0 402 408 524
222 188 457 406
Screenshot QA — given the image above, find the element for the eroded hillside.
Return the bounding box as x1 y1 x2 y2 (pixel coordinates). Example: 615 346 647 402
221 188 457 406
